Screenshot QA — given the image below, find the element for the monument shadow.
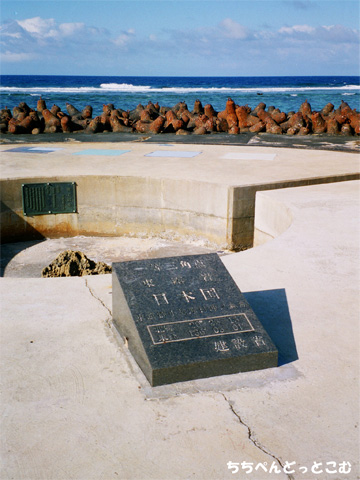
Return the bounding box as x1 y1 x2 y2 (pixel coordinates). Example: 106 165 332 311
243 288 298 366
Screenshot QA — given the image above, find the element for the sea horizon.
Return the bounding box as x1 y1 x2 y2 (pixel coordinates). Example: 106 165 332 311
1 74 359 116
2 74 359 77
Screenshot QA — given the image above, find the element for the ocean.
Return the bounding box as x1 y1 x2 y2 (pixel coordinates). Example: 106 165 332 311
0 75 359 117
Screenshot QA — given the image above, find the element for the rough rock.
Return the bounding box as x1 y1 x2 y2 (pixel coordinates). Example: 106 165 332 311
41 250 112 278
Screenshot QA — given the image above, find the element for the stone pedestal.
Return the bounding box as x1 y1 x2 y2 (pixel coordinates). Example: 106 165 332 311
112 253 278 386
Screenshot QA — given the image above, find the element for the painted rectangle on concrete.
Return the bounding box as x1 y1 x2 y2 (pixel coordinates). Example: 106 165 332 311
74 149 130 156
29 147 63 152
4 147 63 154
221 153 277 161
145 150 202 158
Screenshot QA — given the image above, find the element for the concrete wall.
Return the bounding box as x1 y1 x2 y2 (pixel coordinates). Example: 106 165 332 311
253 191 293 246
0 175 231 247
229 174 360 250
1 173 358 249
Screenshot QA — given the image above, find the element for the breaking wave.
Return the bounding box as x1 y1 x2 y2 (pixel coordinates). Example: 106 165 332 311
1 83 359 95
99 83 360 94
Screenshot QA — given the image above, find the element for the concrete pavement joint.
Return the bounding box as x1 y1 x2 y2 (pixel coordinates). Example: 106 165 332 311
220 392 294 480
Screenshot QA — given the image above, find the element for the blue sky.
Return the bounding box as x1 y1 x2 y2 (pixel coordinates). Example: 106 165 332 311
1 0 359 76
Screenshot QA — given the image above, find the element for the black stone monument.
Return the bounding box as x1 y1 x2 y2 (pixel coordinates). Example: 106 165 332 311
112 253 278 386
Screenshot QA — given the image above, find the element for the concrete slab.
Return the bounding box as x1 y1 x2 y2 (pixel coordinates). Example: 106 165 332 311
1 178 359 479
1 141 358 182
1 235 219 278
1 131 359 152
1 142 359 249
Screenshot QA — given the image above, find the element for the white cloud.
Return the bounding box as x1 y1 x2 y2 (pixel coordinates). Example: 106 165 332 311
0 51 36 62
219 18 250 39
0 20 33 40
279 24 315 34
58 22 85 37
113 34 129 47
278 23 359 44
1 16 111 65
11 16 104 43
113 29 136 47
1 30 22 39
1 14 358 75
17 17 57 38
318 24 359 43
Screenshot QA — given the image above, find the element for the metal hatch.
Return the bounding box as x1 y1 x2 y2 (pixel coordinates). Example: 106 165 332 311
22 182 77 216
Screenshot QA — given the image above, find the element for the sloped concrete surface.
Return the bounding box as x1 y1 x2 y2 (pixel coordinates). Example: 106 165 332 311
222 181 360 479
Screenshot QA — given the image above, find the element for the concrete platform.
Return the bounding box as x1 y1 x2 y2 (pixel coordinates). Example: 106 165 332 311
1 141 359 249
0 142 359 479
1 130 359 152
0 235 219 278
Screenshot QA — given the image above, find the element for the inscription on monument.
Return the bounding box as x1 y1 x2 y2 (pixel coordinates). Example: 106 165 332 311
112 253 278 386
147 313 254 344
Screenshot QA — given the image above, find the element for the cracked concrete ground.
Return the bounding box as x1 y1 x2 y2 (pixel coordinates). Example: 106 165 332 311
220 392 293 479
0 143 359 479
1 275 292 480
